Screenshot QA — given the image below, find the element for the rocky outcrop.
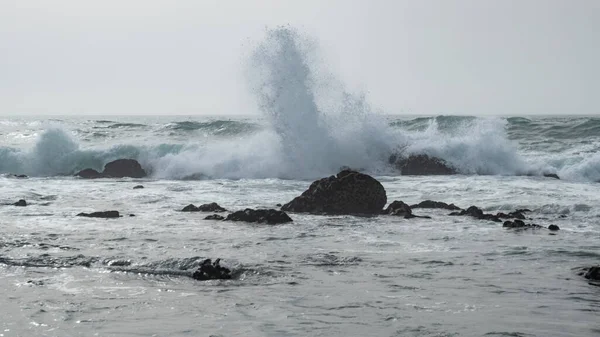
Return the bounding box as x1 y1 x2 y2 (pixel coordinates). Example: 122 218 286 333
181 202 228 213
390 154 457 175
76 159 147 179
77 211 120 218
13 199 27 207
192 258 232 281
204 214 225 220
225 208 292 224
281 170 387 215
410 200 461 210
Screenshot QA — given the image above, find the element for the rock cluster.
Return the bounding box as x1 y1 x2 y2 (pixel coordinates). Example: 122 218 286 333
76 159 147 179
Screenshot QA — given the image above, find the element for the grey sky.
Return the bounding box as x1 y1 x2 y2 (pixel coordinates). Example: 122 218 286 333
1 0 598 116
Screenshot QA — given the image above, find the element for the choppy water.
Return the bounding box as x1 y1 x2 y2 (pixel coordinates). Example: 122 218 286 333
0 171 599 336
1 26 599 336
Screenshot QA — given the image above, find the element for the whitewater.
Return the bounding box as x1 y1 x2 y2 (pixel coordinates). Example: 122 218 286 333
1 27 599 336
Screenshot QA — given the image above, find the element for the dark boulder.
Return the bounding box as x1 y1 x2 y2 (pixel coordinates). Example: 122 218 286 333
225 208 292 224
543 173 560 179
13 199 27 207
181 202 227 213
496 211 526 220
204 214 225 220
584 266 600 281
548 224 560 231
133 185 144 189
76 168 106 179
390 154 457 175
281 170 387 215
411 200 461 211
192 258 232 281
102 159 147 178
383 201 413 218
77 211 120 218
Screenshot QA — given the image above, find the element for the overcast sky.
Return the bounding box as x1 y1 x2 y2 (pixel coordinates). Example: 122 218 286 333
1 0 598 116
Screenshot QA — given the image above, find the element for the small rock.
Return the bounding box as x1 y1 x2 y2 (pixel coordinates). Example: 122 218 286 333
548 224 560 231
181 204 199 212
192 258 232 281
129 214 136 217
543 173 560 179
204 214 225 220
133 185 144 189
390 154 457 175
13 199 27 207
383 201 414 218
225 208 292 224
77 211 120 218
181 202 227 212
12 174 28 178
410 200 461 210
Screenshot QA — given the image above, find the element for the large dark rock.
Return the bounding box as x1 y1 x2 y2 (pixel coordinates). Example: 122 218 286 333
225 208 292 224
281 170 387 215
410 200 461 211
13 199 27 207
383 201 413 218
76 168 106 179
77 211 120 218
192 258 232 281
390 154 457 175
103 159 147 178
181 202 228 213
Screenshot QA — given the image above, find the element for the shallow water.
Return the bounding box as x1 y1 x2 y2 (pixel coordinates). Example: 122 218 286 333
1 174 598 337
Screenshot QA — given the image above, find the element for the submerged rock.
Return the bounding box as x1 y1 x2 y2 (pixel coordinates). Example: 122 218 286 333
502 220 543 229
225 208 292 224
192 258 232 281
543 173 560 179
204 214 225 220
103 159 147 178
76 168 106 179
281 170 387 215
410 200 461 211
13 199 27 207
390 154 457 175
11 174 28 178
181 202 228 213
450 206 501 222
133 185 144 189
77 211 120 218
383 201 413 218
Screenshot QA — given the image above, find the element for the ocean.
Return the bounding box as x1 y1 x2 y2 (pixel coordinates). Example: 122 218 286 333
1 27 599 337
0 114 599 337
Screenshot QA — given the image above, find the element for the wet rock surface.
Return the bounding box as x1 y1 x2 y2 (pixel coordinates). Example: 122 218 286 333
76 159 147 179
192 259 232 281
13 199 27 207
410 200 461 210
181 202 228 212
390 154 457 175
281 170 387 215
77 211 121 218
225 208 292 224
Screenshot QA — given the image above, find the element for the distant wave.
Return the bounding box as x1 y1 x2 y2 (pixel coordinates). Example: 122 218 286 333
163 120 260 135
